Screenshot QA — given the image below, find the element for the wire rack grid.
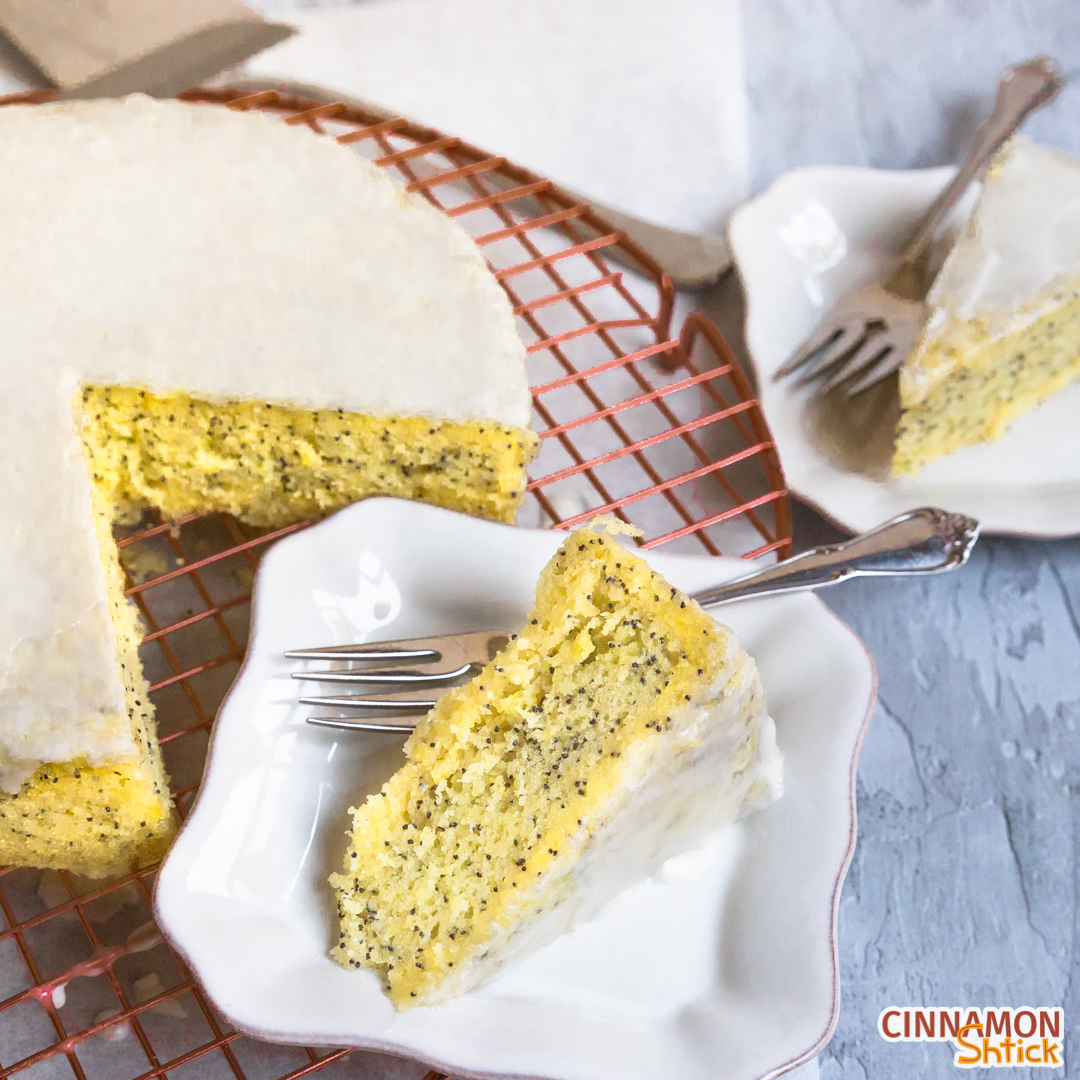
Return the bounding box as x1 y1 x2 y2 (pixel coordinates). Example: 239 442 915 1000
0 87 791 1080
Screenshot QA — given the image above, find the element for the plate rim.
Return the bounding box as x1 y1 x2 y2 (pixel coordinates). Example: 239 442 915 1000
153 496 878 1080
728 161 1080 540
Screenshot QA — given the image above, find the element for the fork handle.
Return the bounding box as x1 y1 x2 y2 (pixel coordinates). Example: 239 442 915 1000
690 508 979 608
897 56 1062 275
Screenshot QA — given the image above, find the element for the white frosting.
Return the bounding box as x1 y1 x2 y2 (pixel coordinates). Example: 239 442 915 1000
420 650 781 1005
0 97 529 792
927 135 1080 330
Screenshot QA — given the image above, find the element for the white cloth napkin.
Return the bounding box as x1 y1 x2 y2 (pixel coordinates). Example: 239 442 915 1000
245 0 747 241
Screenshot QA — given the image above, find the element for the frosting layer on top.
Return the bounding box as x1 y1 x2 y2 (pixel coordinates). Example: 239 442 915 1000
0 96 530 424
920 136 1080 337
0 97 529 791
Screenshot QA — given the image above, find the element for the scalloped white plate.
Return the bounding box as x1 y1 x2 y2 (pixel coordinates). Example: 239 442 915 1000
730 165 1080 537
154 498 875 1080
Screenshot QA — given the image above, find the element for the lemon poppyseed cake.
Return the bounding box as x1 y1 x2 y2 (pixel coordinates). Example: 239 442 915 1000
0 97 533 877
894 136 1080 475
331 526 781 1008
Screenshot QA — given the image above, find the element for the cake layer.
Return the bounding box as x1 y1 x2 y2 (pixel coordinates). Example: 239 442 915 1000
0 759 175 879
894 283 1080 474
331 527 781 1008
0 489 175 877
0 96 532 826
80 386 537 528
894 136 1080 474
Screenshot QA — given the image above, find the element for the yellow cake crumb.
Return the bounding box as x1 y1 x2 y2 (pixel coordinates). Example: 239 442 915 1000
331 526 774 1008
79 386 539 527
894 282 1080 475
0 386 536 879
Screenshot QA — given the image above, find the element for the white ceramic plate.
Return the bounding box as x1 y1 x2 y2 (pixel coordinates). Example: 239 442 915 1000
729 165 1080 536
154 498 875 1080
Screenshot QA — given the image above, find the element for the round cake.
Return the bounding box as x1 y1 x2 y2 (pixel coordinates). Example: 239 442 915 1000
0 96 534 876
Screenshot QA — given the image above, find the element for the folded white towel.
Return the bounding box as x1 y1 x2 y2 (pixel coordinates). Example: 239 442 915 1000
246 0 747 240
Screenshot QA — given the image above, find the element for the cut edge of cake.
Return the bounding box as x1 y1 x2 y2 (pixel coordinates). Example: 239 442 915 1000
329 523 781 1008
79 385 539 529
893 136 1080 476
408 652 779 1008
0 484 177 879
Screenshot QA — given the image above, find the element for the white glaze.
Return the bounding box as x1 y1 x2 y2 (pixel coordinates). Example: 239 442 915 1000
928 135 1080 328
0 97 529 791
900 136 1080 404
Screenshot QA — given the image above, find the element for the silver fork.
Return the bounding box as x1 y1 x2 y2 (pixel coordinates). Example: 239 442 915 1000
774 56 1062 397
288 507 979 732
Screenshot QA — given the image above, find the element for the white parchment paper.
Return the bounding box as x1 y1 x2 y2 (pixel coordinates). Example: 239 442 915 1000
245 0 748 238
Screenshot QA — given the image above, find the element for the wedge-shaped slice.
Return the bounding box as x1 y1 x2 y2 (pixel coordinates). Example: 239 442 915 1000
330 525 782 1008
894 136 1080 475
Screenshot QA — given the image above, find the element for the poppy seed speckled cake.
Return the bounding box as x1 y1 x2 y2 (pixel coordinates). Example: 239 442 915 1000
330 526 781 1008
0 96 535 877
894 136 1080 475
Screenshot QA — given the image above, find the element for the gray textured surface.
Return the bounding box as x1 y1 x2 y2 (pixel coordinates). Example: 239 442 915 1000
705 263 1080 1078
701 268 1080 1080
736 5 1080 1074
814 525 1078 1078
744 0 1080 193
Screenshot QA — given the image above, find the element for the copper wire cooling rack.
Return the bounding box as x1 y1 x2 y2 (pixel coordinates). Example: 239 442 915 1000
0 87 792 1080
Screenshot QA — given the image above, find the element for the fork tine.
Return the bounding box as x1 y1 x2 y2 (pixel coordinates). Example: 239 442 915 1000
300 687 439 710
285 630 512 665
773 324 847 381
286 642 439 661
844 346 905 396
794 320 886 388
291 662 476 685
291 631 514 733
306 715 418 733
819 338 894 394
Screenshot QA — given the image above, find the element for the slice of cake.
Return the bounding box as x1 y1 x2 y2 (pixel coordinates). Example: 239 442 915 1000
330 525 781 1008
0 96 534 877
893 136 1080 475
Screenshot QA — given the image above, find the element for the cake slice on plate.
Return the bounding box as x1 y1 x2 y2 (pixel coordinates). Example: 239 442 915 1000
894 135 1080 475
330 523 781 1008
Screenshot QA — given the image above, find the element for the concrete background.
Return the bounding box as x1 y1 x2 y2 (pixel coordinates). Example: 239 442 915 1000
733 5 1080 1074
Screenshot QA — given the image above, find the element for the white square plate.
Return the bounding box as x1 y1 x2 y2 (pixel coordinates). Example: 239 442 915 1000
154 498 875 1080
729 165 1080 536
